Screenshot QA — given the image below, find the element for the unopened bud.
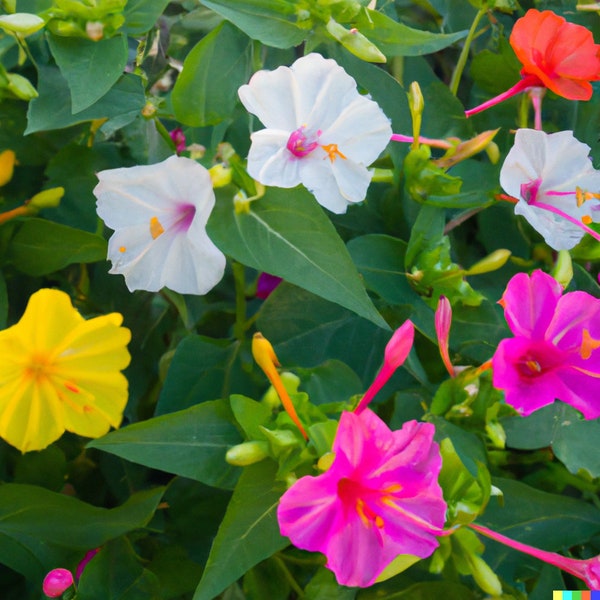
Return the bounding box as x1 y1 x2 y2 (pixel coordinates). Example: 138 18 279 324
0 149 16 187
0 13 45 35
260 427 299 451
29 187 64 209
43 568 74 598
209 164 232 188
465 249 511 276
408 81 424 147
552 249 573 289
6 73 38 100
225 441 269 466
317 451 335 472
485 140 500 164
262 371 300 409
325 18 386 63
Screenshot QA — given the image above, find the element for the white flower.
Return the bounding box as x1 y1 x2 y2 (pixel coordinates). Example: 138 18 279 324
238 53 392 214
500 129 600 250
94 156 226 295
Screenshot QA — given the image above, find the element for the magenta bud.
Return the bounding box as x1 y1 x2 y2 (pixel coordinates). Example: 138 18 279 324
43 568 74 598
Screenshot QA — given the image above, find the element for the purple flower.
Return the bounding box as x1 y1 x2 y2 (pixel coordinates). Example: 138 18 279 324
492 269 600 418
277 409 447 587
256 272 282 299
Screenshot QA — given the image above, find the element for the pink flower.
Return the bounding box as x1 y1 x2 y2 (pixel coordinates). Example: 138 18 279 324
42 568 74 598
469 523 600 589
435 295 455 377
169 128 186 154
277 409 447 587
492 270 600 418
256 272 282 299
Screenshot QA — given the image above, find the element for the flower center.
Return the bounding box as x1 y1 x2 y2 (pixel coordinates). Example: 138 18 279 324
520 178 600 240
286 126 347 163
24 352 52 382
287 126 321 158
174 203 196 233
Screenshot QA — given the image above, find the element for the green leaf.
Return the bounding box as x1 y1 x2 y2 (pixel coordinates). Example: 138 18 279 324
172 21 251 127
77 538 162 600
193 461 288 600
257 283 400 384
354 9 468 57
8 218 107 276
297 360 363 406
209 187 387 329
26 68 144 134
0 484 163 579
47 33 128 113
503 403 600 478
200 0 307 48
155 336 253 415
124 0 170 35
482 477 600 549
88 400 242 489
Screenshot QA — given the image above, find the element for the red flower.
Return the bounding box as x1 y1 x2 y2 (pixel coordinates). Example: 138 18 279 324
511 9 600 101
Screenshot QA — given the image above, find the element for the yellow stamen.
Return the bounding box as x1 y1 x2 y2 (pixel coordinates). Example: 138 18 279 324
580 329 600 360
64 381 80 393
252 332 308 440
119 246 126 253
149 216 164 239
355 498 371 528
576 186 600 207
582 215 593 225
321 143 347 163
526 360 542 373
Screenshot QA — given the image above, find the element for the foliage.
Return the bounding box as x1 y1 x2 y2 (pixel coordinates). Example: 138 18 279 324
0 0 600 598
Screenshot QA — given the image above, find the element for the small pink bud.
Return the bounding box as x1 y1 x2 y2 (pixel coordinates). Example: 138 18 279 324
435 295 454 377
43 568 74 598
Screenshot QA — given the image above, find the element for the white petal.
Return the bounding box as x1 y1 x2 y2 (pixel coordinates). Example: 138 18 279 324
499 129 545 197
514 200 584 250
299 158 352 214
331 158 372 204
238 66 300 130
322 95 391 164
247 129 302 187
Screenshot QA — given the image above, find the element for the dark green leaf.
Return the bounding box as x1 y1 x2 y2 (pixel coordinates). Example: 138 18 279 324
193 461 288 600
8 218 107 276
88 400 242 489
26 69 144 134
172 21 251 126
124 0 170 35
47 33 128 113
200 0 306 48
354 9 468 57
209 187 387 328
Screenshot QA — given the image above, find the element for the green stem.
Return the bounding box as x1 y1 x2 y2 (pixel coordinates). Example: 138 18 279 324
518 92 529 129
449 7 486 96
154 118 176 151
272 556 305 598
232 261 247 342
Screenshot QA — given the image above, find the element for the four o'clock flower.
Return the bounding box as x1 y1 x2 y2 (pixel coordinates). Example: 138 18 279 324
94 155 226 295
492 270 600 419
500 129 600 250
237 53 392 214
277 409 447 587
465 9 600 118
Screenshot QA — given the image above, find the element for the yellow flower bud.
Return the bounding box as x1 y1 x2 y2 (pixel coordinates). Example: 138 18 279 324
465 249 511 276
0 13 45 36
0 149 16 187
208 164 232 188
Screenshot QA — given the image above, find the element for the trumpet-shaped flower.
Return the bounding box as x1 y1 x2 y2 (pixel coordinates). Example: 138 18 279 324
465 9 600 117
94 155 226 295
238 53 392 214
277 409 446 587
500 129 600 250
492 270 600 419
0 289 131 452
511 9 600 101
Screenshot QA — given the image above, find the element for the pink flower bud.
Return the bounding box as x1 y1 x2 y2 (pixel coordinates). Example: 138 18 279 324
43 568 74 598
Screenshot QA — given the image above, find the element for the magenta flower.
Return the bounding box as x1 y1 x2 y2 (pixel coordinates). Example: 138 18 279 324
277 409 447 587
492 269 600 418
256 272 282 299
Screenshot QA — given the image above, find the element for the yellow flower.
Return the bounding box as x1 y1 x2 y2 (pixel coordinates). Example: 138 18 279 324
0 289 131 452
